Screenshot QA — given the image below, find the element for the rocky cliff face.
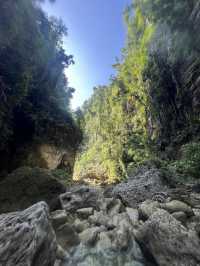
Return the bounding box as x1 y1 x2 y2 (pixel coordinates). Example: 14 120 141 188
13 143 76 171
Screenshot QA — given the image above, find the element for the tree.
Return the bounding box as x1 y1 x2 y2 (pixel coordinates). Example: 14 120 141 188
0 0 81 171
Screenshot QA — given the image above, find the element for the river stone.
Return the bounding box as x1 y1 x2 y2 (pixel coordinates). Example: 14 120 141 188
160 200 194 216
139 200 160 220
79 226 104 246
89 210 110 227
74 218 90 233
100 197 114 211
110 212 132 231
172 211 187 223
107 198 123 215
126 207 139 226
51 210 68 229
135 209 200 266
0 202 57 266
186 213 200 232
56 223 80 249
76 207 94 218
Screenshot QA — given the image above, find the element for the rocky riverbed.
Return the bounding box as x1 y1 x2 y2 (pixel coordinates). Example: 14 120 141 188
1 167 200 266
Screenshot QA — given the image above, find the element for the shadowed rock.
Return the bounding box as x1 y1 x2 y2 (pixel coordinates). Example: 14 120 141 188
110 168 168 208
60 185 103 212
0 167 66 214
0 202 57 266
135 209 200 266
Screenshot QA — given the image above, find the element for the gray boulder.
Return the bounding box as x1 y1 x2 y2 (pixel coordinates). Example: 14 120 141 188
135 209 200 266
126 207 139 226
76 207 94 218
56 223 80 249
0 202 57 266
51 210 69 229
89 210 110 228
74 218 90 233
79 226 104 246
106 198 124 215
110 168 168 208
138 200 160 220
60 185 103 212
172 211 187 223
160 200 194 217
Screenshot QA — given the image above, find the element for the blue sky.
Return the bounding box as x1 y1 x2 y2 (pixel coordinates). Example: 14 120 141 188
42 0 131 109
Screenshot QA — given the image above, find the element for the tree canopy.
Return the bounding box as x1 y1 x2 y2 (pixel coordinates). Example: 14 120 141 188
0 0 80 171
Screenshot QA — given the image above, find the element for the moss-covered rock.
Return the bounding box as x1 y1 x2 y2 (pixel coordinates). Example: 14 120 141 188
0 167 66 214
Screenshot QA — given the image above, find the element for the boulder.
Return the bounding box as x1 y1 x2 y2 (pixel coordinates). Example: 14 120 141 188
60 185 103 212
79 226 104 246
76 207 94 218
110 168 168 208
56 223 80 249
135 209 200 266
106 198 123 216
186 212 200 232
172 211 187 223
126 207 139 226
56 245 70 261
189 193 200 207
112 227 131 250
160 200 194 216
139 200 160 220
109 212 132 231
0 202 57 266
74 218 90 233
0 167 66 213
89 210 110 227
51 210 68 229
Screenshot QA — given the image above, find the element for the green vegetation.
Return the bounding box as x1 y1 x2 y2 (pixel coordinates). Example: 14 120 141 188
51 168 73 186
0 0 81 172
0 0 199 184
74 0 200 183
170 142 200 179
74 2 154 183
143 0 200 148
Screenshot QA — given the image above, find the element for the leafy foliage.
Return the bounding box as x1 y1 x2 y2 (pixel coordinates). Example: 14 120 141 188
75 0 200 183
143 0 200 148
0 0 81 170
170 142 200 179
73 3 154 183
